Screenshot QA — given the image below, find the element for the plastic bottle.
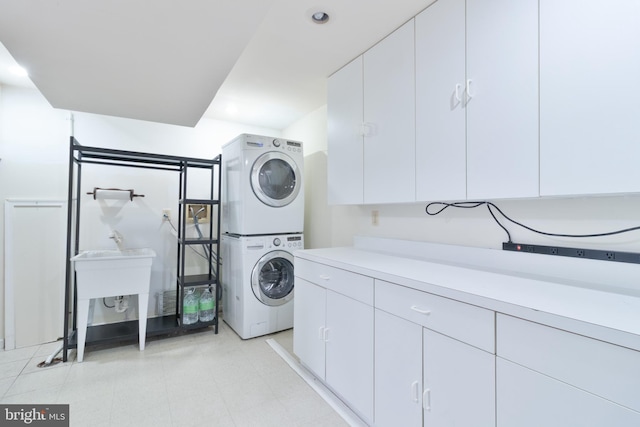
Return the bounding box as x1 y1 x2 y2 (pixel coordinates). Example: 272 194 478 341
183 287 199 325
198 287 215 322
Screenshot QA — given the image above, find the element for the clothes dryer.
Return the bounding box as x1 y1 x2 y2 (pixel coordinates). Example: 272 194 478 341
222 134 304 236
221 233 303 339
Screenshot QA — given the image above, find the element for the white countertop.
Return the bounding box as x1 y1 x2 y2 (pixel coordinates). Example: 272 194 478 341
296 246 640 352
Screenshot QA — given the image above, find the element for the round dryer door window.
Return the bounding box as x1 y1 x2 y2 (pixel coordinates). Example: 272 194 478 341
251 250 295 306
250 152 301 207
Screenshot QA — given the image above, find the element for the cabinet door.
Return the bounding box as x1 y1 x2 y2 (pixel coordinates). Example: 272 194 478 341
415 0 467 202
497 358 640 427
424 328 495 427
539 0 640 196
466 0 539 199
326 290 374 424
363 20 416 204
374 309 423 427
293 278 326 379
327 56 364 205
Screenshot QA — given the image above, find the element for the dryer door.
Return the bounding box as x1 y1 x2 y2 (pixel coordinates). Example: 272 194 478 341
250 152 301 207
251 250 295 306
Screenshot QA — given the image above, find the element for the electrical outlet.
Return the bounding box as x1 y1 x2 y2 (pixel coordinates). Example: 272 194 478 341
550 247 558 255
606 252 616 260
576 249 585 257
162 209 171 221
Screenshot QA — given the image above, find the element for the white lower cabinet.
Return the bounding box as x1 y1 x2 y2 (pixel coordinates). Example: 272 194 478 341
374 279 496 427
497 359 640 427
293 267 374 424
496 314 640 426
296 252 640 427
374 309 423 426
423 328 495 427
293 278 327 378
325 290 374 423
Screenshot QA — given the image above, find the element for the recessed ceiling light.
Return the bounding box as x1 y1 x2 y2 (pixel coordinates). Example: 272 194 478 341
311 11 329 24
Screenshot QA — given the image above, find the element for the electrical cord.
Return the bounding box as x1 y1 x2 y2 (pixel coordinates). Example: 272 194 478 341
165 216 219 275
425 201 640 243
102 298 115 309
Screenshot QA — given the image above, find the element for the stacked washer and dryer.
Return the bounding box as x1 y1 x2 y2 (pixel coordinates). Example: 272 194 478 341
220 134 304 339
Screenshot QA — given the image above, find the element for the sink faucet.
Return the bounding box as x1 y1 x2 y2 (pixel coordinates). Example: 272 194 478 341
109 230 124 249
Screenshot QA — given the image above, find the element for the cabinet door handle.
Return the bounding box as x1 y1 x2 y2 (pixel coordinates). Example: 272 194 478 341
454 83 462 103
323 327 330 342
465 79 474 101
423 389 431 411
319 274 331 281
411 381 420 403
360 123 371 137
410 305 431 315
361 122 376 137
318 326 325 341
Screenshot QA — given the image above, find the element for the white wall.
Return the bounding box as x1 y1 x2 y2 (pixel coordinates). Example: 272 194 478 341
285 106 640 254
283 105 360 249
0 85 281 340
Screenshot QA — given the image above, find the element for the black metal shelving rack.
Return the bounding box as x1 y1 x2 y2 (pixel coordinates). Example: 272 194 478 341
175 158 222 329
63 137 222 362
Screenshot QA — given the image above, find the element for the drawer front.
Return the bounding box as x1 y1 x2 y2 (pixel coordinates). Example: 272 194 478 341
375 279 495 353
295 257 374 305
497 314 640 413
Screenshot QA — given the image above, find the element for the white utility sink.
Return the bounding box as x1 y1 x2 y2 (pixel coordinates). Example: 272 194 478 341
71 248 156 362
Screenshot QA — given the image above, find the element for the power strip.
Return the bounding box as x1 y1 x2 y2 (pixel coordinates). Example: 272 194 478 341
502 242 640 265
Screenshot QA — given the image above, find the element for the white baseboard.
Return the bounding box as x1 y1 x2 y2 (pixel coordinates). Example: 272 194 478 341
266 338 368 427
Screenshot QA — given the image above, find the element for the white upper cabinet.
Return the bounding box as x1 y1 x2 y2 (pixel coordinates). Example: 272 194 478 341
465 0 539 199
415 0 538 201
539 0 640 196
328 0 640 204
327 20 415 205
327 57 364 205
363 20 416 204
415 0 467 202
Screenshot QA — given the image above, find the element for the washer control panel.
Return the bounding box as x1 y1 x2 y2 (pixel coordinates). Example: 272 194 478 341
265 235 304 249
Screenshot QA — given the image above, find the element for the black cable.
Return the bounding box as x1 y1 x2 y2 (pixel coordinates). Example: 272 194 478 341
425 201 640 243
102 298 115 309
485 203 512 243
166 217 218 273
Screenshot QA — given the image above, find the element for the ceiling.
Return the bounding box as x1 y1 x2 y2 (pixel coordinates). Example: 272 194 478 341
0 0 435 130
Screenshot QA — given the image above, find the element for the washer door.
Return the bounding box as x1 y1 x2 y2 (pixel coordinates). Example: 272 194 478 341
250 152 301 207
251 250 295 306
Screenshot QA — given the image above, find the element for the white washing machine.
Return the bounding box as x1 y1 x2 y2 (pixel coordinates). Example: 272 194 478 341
221 233 303 339
222 134 304 236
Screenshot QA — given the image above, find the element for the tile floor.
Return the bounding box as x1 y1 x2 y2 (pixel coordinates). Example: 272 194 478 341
0 323 349 426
